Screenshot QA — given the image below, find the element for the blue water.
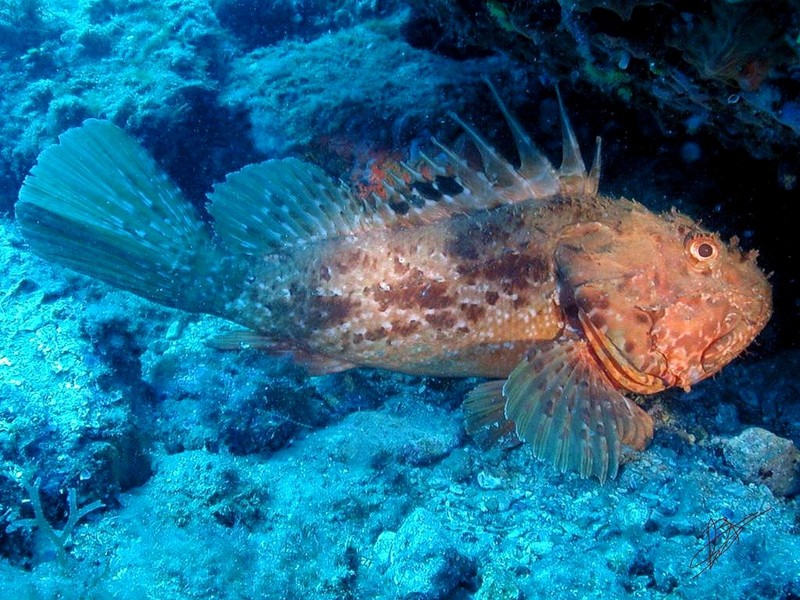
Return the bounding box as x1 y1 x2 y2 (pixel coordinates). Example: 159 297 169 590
1 1 798 598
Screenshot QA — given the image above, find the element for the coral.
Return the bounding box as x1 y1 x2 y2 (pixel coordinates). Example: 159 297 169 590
404 0 800 158
0 0 62 55
0 0 40 21
5 468 103 566
0 0 245 211
671 2 787 92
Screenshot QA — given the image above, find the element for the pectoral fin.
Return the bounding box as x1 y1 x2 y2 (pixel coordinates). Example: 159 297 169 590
464 338 653 483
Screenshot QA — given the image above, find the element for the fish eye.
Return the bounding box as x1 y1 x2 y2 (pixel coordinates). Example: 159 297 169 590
686 234 719 263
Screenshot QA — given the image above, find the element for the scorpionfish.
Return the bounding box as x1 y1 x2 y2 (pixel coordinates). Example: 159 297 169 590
16 85 772 482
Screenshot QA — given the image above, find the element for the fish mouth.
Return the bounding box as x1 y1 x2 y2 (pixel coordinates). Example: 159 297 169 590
578 309 667 394
700 315 747 376
702 291 771 376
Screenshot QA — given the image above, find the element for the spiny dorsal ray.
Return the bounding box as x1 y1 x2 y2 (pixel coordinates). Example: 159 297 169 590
483 77 560 196
554 86 602 195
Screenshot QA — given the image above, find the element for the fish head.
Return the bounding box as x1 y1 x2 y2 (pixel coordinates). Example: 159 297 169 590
555 202 772 394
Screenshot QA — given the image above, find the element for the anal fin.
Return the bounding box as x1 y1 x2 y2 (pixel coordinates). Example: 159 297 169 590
463 380 520 449
210 330 356 376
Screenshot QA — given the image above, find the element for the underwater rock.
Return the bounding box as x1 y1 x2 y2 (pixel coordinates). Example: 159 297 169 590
0 0 243 211
210 0 401 48
221 22 498 157
723 427 800 497
384 508 475 599
397 420 464 467
722 351 800 446
474 565 522 600
150 450 270 529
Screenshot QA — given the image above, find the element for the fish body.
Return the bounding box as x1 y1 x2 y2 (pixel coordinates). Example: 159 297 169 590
228 194 567 378
16 87 772 482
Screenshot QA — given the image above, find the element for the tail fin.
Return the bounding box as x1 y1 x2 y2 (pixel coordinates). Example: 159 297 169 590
16 120 238 313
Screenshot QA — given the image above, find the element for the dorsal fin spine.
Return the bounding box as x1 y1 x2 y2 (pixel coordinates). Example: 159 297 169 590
587 136 602 195
482 77 558 184
400 162 426 181
418 151 448 177
555 86 587 180
388 170 407 189
447 111 524 189
430 137 495 197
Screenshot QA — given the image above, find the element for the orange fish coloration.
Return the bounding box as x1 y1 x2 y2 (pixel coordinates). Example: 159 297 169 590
16 85 772 482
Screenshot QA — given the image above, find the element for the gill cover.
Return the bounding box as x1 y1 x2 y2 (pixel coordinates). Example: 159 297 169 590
554 220 671 393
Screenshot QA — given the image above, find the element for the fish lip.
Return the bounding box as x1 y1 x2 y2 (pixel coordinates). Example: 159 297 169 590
578 309 667 394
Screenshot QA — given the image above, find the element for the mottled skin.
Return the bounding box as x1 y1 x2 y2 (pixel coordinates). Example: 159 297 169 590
227 191 771 392
229 198 561 377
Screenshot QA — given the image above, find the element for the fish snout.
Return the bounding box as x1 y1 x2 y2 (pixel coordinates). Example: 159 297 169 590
699 279 772 378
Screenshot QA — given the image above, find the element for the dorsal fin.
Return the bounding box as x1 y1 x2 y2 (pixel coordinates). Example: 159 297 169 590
208 158 356 253
207 156 502 254
208 84 604 254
